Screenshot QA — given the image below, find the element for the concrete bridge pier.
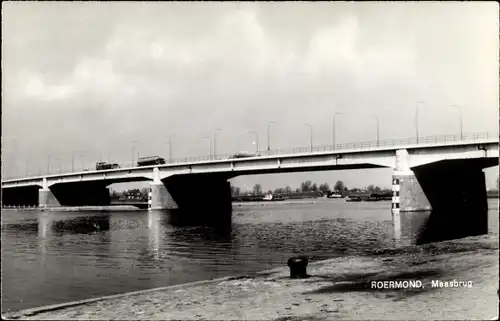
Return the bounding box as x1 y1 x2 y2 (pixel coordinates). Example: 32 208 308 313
148 168 232 218
148 168 177 210
391 149 489 245
412 159 489 244
391 149 432 213
39 178 60 207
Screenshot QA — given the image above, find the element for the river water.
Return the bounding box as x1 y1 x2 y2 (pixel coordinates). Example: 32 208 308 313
1 198 498 313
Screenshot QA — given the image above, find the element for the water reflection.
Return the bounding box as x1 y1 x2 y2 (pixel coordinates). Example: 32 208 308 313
51 215 110 234
393 207 490 247
393 211 432 247
147 211 161 261
2 199 497 313
163 209 233 243
38 213 51 267
164 208 232 230
418 208 489 244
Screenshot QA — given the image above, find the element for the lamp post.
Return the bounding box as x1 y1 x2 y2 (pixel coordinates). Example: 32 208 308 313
53 157 62 174
369 116 380 146
415 101 426 144
47 155 51 175
203 136 212 159
249 130 259 153
333 112 345 149
80 154 86 171
168 135 173 163
303 124 313 152
267 121 277 151
214 129 221 160
451 105 463 140
72 152 84 171
131 141 140 167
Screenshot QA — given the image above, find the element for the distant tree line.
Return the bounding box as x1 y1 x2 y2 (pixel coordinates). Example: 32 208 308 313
110 188 149 200
231 180 390 197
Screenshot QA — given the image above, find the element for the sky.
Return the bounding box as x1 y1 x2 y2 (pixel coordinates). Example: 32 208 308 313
2 1 499 192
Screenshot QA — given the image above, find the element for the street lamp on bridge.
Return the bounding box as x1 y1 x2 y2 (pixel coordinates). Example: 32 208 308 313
303 123 313 152
71 151 85 171
203 136 212 159
333 112 345 150
71 151 76 172
415 101 426 144
47 155 51 175
58 158 63 174
168 135 173 163
131 141 141 167
267 121 277 151
368 115 380 146
249 130 259 154
213 129 222 160
164 135 174 163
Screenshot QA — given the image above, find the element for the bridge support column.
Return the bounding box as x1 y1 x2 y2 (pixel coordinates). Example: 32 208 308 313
39 178 60 208
411 160 488 244
148 183 177 210
148 168 177 210
391 150 431 213
149 170 232 217
391 150 489 245
391 149 432 245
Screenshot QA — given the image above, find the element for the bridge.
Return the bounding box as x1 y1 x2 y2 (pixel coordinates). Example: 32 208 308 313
2 131 498 244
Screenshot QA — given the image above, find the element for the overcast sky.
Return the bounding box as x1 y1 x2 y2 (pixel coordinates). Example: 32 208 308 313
2 2 498 191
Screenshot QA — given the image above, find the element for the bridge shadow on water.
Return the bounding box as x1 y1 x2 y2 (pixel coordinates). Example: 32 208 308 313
417 208 488 245
395 207 489 247
153 208 233 243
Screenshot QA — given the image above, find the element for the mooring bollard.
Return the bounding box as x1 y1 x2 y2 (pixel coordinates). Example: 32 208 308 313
287 256 308 279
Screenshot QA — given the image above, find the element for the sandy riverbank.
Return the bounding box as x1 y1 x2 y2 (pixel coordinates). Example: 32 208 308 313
3 234 498 320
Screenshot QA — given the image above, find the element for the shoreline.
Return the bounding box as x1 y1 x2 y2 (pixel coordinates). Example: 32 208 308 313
233 199 319 206
3 235 498 320
1 205 143 212
2 195 496 212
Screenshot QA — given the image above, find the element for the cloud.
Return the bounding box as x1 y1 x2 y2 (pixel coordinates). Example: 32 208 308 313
22 73 74 100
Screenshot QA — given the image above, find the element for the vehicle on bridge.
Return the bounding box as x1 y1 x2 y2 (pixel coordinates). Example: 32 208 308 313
137 156 166 166
95 162 120 170
228 151 260 159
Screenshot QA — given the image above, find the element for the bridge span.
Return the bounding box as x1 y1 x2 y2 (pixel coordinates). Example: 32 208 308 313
2 132 498 245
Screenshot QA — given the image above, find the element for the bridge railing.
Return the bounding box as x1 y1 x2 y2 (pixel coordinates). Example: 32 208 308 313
2 131 498 181
144 131 498 164
250 131 498 158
